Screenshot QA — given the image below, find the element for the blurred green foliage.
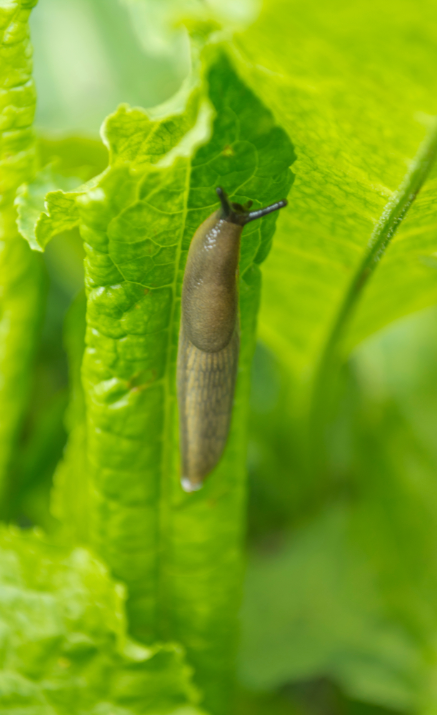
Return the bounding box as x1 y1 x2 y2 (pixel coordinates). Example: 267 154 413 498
2 1 437 714
30 0 188 134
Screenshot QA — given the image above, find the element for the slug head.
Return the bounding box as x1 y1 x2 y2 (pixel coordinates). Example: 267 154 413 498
216 186 288 226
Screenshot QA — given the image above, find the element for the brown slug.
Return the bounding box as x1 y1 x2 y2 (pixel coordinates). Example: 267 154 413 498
177 187 287 492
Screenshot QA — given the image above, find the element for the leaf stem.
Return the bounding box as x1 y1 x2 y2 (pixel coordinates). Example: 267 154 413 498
310 120 437 446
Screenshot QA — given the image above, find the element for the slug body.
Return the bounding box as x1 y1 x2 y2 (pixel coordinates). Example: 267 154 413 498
178 188 287 492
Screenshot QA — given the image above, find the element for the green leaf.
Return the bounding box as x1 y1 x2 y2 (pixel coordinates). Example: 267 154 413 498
228 0 437 406
0 0 45 500
22 49 294 713
80 53 293 713
0 0 38 205
15 165 84 251
83 52 293 713
239 507 422 711
102 93 201 169
16 55 205 252
0 526 205 714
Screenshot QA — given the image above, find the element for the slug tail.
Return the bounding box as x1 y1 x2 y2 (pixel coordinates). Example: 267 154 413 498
181 475 204 493
177 330 239 493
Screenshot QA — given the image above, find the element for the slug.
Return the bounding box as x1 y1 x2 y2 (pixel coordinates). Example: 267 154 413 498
177 187 287 493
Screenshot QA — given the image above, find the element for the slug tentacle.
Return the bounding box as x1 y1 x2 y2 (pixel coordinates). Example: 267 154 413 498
177 186 287 492
243 200 288 223
216 186 288 225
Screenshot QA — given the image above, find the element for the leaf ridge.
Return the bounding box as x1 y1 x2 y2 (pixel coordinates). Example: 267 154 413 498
156 159 192 643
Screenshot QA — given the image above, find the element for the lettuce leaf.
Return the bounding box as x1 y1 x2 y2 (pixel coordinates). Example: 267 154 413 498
0 525 205 715
0 0 45 501
18 47 295 712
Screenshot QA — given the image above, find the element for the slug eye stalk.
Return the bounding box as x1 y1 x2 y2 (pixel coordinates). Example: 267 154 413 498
177 186 287 493
216 186 288 226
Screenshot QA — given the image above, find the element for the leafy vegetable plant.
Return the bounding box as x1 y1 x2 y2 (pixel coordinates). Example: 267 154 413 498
2 0 437 714
0 0 44 504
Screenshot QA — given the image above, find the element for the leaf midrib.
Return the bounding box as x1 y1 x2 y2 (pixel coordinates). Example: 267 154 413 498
156 160 191 642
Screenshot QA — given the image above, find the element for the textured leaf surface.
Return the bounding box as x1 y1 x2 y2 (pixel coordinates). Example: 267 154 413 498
0 0 44 498
16 165 84 251
80 55 293 713
0 526 204 715
230 0 437 398
15 65 205 251
20 51 294 713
